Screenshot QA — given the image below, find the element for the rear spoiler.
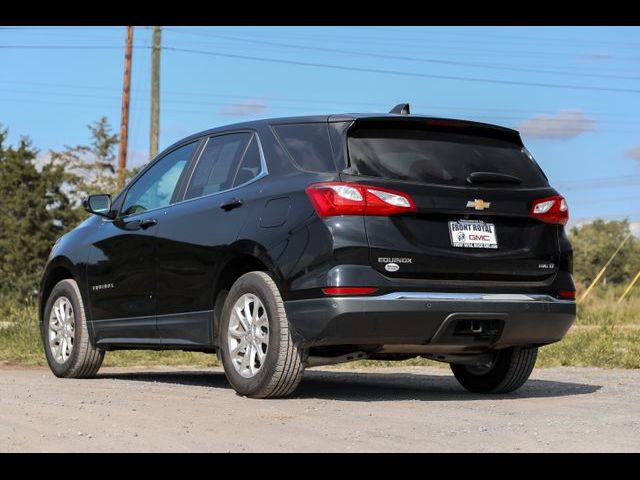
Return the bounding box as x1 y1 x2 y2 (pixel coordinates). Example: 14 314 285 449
349 116 524 147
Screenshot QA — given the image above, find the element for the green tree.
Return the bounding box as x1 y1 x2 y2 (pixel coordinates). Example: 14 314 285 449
0 117 141 302
0 126 79 301
50 116 122 199
569 219 640 286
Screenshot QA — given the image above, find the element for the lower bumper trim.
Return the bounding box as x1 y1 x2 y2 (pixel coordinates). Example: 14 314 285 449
284 292 576 350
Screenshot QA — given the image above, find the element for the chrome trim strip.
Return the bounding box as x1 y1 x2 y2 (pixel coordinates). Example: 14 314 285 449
92 309 213 323
373 292 571 302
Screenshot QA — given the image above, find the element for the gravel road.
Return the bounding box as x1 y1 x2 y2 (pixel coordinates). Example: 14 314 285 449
1 365 638 452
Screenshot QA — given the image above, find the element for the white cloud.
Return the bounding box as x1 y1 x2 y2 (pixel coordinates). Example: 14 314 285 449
625 147 640 163
582 52 612 61
517 110 595 140
128 150 149 168
631 222 640 238
33 151 53 171
221 99 267 117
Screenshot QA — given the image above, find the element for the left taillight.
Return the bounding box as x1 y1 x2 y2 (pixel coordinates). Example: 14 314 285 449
530 195 569 225
305 182 416 218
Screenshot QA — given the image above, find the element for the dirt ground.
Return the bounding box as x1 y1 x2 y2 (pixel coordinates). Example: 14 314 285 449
1 365 638 452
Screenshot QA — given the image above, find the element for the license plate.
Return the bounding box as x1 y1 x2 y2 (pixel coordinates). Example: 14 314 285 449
449 220 498 249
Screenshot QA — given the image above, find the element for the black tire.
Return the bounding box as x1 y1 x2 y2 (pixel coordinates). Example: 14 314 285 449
219 271 304 398
41 279 104 378
450 346 538 394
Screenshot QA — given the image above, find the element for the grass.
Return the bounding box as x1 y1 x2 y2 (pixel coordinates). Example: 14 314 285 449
0 301 218 368
1 285 639 369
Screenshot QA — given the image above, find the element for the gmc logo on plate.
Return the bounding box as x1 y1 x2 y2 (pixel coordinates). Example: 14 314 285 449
469 234 491 241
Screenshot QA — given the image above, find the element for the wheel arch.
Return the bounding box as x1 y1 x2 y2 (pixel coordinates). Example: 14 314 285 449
39 257 80 325
210 241 281 344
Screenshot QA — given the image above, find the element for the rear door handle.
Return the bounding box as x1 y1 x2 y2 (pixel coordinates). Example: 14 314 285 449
220 198 243 211
139 218 158 229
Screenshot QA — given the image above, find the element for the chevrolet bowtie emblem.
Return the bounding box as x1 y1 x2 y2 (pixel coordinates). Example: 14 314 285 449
467 199 491 210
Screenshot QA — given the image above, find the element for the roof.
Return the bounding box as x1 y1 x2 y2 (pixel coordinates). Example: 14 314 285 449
174 113 521 149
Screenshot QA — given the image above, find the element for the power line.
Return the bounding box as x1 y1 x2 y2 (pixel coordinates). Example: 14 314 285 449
350 26 640 50
4 96 640 136
0 45 150 50
555 176 640 191
176 27 640 62
4 89 640 127
163 27 640 82
6 25 640 62
4 81 640 120
162 46 640 94
574 195 640 205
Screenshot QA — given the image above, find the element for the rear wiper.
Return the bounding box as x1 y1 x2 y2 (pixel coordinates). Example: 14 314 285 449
467 171 522 185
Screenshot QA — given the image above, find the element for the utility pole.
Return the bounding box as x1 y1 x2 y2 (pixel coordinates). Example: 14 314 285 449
117 26 134 190
149 26 161 160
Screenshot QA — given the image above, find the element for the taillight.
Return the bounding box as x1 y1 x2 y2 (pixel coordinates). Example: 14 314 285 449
558 290 576 299
306 182 416 217
530 195 569 225
322 287 378 296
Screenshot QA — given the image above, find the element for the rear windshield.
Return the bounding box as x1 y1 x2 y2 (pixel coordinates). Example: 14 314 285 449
347 125 548 187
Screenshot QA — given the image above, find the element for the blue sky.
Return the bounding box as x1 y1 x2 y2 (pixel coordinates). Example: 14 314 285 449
1 26 639 229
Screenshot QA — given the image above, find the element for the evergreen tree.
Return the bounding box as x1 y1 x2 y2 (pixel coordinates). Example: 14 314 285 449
0 117 140 301
0 126 78 301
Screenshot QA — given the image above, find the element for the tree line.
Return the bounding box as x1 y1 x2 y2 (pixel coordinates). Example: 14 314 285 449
0 118 139 303
0 118 639 304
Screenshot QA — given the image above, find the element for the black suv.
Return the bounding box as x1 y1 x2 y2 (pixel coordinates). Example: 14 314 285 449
40 105 576 398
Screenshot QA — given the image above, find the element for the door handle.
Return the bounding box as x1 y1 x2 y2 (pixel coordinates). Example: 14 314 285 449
219 198 243 211
139 218 158 229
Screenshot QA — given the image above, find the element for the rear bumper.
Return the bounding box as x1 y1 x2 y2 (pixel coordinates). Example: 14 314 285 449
284 292 576 352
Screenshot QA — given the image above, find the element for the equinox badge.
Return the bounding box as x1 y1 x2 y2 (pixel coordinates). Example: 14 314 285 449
467 199 491 210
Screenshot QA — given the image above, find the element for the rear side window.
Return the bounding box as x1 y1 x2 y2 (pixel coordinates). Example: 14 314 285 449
272 123 335 172
232 135 262 188
347 125 548 187
184 132 252 200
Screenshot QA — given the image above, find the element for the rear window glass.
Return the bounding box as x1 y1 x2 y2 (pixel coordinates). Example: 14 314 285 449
347 126 548 187
272 123 335 172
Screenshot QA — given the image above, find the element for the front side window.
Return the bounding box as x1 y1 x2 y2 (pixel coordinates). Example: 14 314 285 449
121 141 197 216
184 132 261 200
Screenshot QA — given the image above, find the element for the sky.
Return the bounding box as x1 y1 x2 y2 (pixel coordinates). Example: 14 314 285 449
1 26 639 231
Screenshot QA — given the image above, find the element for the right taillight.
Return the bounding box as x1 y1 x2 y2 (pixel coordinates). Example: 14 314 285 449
305 182 416 218
530 195 569 225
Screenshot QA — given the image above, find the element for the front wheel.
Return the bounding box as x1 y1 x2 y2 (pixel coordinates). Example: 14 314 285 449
450 346 538 394
41 279 104 378
219 271 305 398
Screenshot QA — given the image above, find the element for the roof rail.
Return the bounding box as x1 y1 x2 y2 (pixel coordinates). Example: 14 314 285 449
389 103 410 115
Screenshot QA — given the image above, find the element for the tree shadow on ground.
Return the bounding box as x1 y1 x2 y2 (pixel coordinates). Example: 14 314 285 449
98 368 601 402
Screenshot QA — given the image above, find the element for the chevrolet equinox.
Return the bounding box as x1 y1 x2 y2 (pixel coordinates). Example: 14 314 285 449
39 104 576 398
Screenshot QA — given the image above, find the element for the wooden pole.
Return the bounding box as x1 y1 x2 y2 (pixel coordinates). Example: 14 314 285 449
149 26 161 160
117 26 134 190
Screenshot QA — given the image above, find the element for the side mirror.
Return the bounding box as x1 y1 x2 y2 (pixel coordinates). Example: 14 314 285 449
83 194 113 217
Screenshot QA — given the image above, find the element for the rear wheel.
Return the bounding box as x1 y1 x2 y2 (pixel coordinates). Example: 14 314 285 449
41 279 104 378
219 271 304 398
450 346 538 394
